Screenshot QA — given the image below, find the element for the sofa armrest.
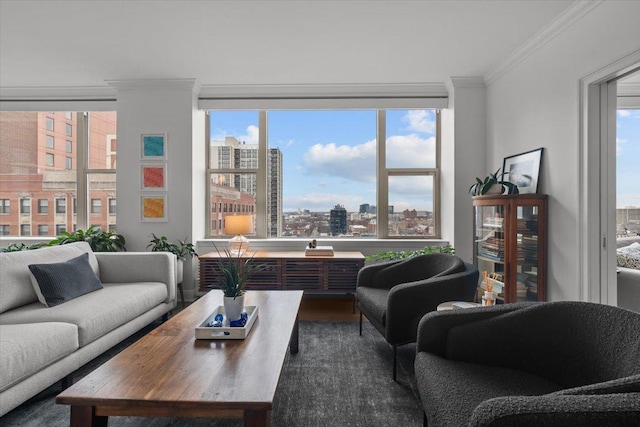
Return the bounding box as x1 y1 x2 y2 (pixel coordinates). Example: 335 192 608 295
356 259 404 290
415 302 534 356
470 393 640 427
95 252 176 304
385 268 478 345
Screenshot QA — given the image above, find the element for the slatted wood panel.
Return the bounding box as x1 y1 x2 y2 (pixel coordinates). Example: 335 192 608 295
199 251 364 297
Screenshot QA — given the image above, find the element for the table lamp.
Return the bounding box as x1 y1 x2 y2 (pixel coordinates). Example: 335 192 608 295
225 214 253 254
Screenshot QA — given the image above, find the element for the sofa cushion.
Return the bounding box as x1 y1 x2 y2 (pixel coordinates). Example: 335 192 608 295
0 282 167 347
28 253 103 307
0 323 78 393
356 286 388 326
415 352 562 427
0 242 99 314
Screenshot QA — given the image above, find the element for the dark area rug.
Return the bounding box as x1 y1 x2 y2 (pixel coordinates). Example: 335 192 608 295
1 320 422 427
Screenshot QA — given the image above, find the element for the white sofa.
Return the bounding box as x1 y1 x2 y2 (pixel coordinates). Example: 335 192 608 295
617 235 640 312
0 242 176 416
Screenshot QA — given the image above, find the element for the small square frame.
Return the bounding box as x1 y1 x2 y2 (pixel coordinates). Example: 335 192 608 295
141 134 167 160
140 194 168 222
140 164 167 191
502 148 543 194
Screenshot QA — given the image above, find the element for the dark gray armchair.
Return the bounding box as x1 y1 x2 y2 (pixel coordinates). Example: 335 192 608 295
415 301 640 427
356 253 479 380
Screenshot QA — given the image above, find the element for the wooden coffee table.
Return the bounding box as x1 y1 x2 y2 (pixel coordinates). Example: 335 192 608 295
56 290 303 427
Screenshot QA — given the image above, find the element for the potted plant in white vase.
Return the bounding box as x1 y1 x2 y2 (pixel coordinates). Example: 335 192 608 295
147 234 198 284
214 244 264 322
469 168 519 196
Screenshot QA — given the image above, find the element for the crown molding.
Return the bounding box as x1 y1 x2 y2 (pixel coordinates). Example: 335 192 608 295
0 85 116 101
198 82 448 99
106 78 200 93
449 77 486 88
484 0 604 86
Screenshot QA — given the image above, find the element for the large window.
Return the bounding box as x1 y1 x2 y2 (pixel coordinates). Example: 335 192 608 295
0 111 117 237
0 199 9 214
616 108 640 237
206 109 440 239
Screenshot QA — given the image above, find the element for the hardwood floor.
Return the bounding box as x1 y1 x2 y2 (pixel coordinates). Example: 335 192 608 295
298 296 360 321
180 295 361 322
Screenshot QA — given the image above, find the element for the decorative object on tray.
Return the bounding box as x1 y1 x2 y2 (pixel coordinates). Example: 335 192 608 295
502 147 543 194
196 306 259 339
305 243 334 256
212 244 265 321
469 168 519 196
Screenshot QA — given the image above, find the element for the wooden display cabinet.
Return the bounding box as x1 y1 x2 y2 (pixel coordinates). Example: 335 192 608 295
198 250 365 297
473 194 547 303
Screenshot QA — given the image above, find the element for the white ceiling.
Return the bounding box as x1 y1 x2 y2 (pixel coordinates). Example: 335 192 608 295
0 0 575 89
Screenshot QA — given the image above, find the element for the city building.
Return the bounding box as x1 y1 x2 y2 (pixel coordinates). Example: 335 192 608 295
0 112 116 236
329 204 347 236
209 137 282 236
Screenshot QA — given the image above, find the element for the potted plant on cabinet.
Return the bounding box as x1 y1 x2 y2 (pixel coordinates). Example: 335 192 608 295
147 234 198 285
213 243 265 321
469 168 519 196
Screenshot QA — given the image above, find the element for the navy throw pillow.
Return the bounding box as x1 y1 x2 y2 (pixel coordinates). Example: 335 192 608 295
28 252 103 307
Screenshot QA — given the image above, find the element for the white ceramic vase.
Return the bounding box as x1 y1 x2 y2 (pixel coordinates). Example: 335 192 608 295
223 295 245 322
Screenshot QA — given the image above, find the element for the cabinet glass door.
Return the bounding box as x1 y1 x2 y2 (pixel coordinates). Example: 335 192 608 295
515 204 540 302
475 204 506 302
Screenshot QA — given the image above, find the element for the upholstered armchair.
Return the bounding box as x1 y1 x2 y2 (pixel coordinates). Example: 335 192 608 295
356 253 479 380
414 301 640 427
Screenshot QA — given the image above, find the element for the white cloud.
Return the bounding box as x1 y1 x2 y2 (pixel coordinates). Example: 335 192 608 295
617 137 627 155
302 139 376 183
618 110 632 118
210 125 259 146
386 134 436 168
402 110 435 134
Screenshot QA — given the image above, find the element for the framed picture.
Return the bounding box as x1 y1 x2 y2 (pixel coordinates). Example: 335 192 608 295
141 134 167 160
140 195 168 222
502 148 543 194
140 164 166 191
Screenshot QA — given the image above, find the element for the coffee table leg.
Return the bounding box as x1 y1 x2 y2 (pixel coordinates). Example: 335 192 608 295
289 316 299 354
244 409 270 427
70 406 107 427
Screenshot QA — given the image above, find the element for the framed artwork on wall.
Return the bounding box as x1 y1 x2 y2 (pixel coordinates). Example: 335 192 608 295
140 195 168 222
502 148 544 194
141 134 167 160
140 164 166 191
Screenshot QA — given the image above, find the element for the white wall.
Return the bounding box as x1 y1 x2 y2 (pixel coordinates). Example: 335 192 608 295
443 77 487 263
111 79 201 300
486 1 640 301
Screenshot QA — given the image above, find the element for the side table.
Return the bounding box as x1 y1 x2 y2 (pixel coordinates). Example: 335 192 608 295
437 301 481 311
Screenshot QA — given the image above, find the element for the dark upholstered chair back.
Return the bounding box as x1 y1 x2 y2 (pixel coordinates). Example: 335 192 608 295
371 253 465 289
444 302 640 388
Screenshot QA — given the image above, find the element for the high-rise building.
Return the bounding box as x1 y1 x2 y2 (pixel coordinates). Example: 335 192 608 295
210 137 282 236
0 112 116 236
330 204 347 236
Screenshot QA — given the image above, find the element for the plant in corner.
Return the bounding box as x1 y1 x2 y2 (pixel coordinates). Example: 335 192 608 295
147 234 197 261
48 226 126 252
469 168 519 196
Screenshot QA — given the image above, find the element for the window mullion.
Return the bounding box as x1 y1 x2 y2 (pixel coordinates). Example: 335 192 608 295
377 110 388 238
255 110 268 238
76 112 88 230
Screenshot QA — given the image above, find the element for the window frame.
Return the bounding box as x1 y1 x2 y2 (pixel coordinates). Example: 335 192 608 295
0 199 9 214
205 108 441 239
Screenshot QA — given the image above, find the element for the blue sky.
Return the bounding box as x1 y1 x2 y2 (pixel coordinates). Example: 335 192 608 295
617 109 640 208
209 110 436 212
209 109 638 211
